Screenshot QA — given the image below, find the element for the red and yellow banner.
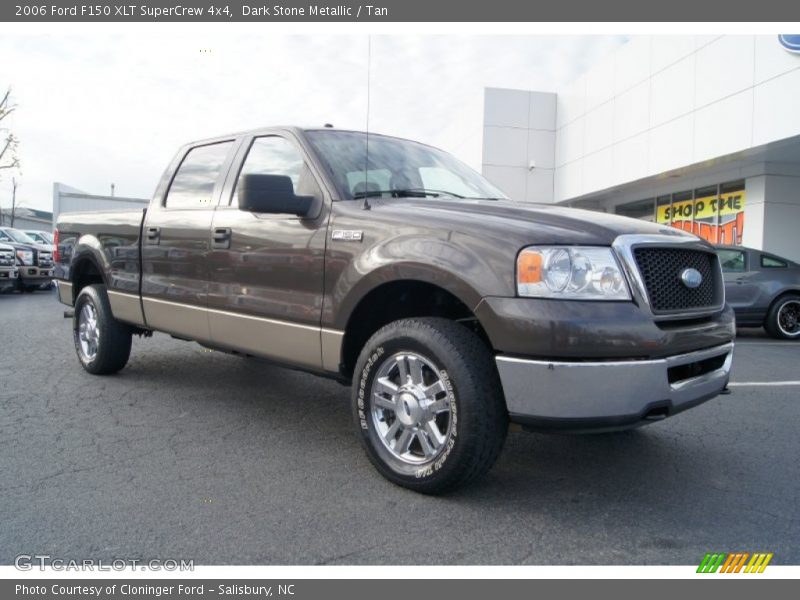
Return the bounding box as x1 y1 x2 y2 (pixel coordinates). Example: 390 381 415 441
657 190 745 245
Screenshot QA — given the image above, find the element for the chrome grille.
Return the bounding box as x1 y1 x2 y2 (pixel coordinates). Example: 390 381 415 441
633 247 720 314
38 251 53 268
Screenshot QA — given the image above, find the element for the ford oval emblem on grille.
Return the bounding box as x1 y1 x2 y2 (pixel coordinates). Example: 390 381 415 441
680 268 703 289
778 34 800 53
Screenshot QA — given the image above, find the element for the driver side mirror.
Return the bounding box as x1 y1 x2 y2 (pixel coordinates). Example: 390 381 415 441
238 174 314 217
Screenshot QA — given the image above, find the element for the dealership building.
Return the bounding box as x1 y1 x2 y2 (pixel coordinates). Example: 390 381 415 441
51 182 148 226
482 34 800 262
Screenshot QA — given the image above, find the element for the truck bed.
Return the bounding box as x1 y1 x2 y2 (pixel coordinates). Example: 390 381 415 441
56 208 145 295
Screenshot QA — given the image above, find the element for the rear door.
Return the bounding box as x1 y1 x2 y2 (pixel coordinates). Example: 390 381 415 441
141 139 238 342
206 134 330 369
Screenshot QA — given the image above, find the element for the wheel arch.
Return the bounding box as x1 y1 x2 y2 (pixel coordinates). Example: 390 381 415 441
69 250 108 303
337 275 492 380
764 287 800 319
764 289 800 325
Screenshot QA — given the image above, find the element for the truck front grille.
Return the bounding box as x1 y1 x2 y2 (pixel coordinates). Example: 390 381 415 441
38 252 53 268
633 247 721 314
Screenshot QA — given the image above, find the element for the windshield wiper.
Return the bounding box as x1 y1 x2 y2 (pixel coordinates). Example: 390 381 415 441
352 188 465 200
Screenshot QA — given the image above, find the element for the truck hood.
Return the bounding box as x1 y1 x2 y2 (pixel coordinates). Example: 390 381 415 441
1 241 40 252
368 198 698 246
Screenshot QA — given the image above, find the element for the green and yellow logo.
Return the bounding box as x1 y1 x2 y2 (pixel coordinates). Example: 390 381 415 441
697 552 773 573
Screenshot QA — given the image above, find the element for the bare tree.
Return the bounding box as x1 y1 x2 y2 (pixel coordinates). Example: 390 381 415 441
1 88 21 226
0 88 19 173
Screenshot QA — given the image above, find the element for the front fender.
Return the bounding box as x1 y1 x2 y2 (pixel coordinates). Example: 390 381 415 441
326 233 510 330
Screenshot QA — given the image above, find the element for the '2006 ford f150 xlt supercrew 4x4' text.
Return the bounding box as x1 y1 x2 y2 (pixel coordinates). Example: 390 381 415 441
55 127 735 493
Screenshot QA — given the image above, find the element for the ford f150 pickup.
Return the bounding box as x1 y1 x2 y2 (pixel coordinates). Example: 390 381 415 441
55 127 735 493
0 227 54 291
0 242 19 292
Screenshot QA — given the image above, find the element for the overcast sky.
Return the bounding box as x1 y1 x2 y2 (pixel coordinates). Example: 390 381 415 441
0 33 626 211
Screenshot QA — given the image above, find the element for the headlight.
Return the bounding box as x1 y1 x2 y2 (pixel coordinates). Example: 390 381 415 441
517 246 630 300
16 250 34 266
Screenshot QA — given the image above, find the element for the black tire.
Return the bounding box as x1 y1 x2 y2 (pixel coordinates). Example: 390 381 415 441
73 284 133 374
764 294 800 340
352 317 507 494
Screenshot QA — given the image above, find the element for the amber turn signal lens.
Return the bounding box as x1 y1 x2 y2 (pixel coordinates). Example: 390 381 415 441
518 251 543 284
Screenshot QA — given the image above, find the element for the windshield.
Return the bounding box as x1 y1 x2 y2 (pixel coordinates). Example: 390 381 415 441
306 130 508 201
28 231 54 244
3 228 39 244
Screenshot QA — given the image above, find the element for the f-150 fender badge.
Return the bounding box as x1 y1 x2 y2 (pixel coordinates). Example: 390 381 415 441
332 230 363 242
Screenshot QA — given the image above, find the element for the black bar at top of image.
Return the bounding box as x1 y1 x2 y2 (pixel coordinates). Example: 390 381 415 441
3 0 800 22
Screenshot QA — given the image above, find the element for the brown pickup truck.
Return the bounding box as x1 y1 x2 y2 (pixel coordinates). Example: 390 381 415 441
55 126 735 493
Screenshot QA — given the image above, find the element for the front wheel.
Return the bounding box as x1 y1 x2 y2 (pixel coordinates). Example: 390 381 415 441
352 317 507 494
73 284 133 374
765 295 800 340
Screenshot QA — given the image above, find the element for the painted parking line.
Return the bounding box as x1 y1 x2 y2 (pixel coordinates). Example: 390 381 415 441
734 341 799 346
728 381 800 387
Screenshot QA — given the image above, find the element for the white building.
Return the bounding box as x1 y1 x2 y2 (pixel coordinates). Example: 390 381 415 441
0 207 53 232
482 34 800 262
52 182 148 227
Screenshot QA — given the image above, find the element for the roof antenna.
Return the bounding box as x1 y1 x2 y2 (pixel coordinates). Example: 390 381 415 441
362 35 372 211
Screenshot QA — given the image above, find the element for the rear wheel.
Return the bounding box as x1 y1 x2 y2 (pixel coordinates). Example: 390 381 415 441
73 284 133 374
765 294 800 340
352 317 507 494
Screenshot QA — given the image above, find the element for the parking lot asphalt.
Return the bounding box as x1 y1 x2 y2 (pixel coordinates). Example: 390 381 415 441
1 291 798 565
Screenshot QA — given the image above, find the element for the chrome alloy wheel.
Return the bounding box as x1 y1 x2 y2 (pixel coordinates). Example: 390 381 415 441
370 351 452 464
777 300 800 337
77 302 101 361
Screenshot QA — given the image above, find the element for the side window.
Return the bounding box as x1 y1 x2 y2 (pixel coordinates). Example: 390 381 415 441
718 249 746 272
232 136 320 206
0 231 11 242
165 142 233 209
761 254 788 268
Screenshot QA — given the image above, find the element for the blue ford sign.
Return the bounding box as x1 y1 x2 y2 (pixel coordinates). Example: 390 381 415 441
778 35 800 53
680 268 703 289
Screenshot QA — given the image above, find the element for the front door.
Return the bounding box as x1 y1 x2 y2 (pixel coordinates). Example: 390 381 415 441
719 248 760 310
207 134 329 369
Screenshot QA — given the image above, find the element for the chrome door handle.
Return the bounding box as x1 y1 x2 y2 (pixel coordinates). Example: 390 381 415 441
211 227 231 249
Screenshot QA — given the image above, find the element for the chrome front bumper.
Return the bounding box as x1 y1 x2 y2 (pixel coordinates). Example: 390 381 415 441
496 342 733 432
18 265 53 280
0 267 18 287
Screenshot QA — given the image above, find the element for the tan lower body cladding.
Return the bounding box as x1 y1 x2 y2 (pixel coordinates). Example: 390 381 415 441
131 295 342 373
107 290 146 327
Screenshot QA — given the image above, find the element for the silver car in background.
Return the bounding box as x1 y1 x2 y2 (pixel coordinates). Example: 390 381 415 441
717 245 800 339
